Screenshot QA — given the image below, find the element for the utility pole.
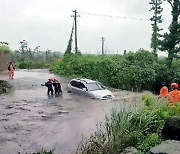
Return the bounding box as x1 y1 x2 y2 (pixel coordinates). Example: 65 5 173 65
101 37 105 55
46 49 49 61
71 10 80 53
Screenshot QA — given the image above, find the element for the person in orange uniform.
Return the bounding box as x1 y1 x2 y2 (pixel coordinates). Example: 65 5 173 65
158 86 169 98
169 83 180 105
8 62 15 79
52 78 62 95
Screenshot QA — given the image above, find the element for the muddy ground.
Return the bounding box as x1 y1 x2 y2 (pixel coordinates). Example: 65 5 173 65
0 69 150 154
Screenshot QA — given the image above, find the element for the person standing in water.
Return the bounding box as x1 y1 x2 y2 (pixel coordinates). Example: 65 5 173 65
52 78 62 95
44 78 54 95
8 62 15 79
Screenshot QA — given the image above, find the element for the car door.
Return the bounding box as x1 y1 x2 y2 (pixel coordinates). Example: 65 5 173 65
70 81 84 95
68 80 76 92
79 82 89 96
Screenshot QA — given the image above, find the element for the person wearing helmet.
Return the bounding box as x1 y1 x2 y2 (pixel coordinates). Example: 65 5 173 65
158 86 170 99
44 78 54 95
52 78 62 95
169 83 180 104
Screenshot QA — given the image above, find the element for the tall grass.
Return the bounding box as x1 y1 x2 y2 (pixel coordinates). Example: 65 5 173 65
77 96 180 154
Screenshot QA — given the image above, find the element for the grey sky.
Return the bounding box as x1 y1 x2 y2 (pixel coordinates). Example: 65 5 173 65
0 0 172 55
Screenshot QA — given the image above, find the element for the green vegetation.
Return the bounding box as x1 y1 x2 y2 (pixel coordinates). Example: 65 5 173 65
77 96 180 154
11 40 63 69
149 0 163 56
15 60 50 69
160 0 180 66
149 0 180 66
50 49 180 92
0 45 11 54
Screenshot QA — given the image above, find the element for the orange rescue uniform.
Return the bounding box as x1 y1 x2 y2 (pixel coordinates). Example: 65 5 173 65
9 64 14 79
159 86 169 98
169 89 180 104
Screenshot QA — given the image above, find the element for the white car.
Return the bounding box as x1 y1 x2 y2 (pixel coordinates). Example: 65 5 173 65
67 78 113 100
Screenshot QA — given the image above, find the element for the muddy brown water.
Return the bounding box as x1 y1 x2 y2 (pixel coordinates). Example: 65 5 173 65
0 69 150 154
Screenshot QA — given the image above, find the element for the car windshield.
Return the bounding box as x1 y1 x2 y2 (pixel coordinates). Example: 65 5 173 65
86 82 105 91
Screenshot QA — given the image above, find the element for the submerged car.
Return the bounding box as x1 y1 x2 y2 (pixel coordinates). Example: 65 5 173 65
67 78 113 100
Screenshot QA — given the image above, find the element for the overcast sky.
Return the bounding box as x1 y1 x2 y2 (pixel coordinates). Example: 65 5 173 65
0 0 172 55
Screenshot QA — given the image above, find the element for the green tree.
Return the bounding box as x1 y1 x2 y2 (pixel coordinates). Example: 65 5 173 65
160 0 180 66
64 22 74 58
19 40 41 61
149 0 163 56
0 42 11 54
0 41 9 46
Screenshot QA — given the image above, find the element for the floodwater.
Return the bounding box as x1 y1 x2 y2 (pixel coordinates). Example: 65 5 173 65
0 69 147 154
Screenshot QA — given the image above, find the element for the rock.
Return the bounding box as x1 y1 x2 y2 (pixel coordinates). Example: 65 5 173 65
150 140 180 154
0 80 12 94
162 117 180 140
120 146 138 154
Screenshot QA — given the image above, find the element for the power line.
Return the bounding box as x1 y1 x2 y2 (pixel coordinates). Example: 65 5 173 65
78 11 150 21
77 11 169 22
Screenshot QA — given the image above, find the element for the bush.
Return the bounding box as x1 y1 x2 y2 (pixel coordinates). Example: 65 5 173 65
51 49 180 93
77 96 180 154
16 60 48 69
51 50 158 91
136 133 161 153
0 45 11 53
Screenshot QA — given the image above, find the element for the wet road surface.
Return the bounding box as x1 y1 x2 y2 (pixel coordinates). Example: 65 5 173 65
0 69 147 154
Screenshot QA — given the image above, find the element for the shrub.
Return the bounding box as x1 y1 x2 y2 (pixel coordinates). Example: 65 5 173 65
51 49 180 93
17 61 33 69
16 60 48 69
136 133 161 153
51 50 158 91
0 45 11 53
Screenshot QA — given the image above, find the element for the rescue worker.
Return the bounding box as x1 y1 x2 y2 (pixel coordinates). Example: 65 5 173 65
44 78 54 95
158 86 169 99
169 83 180 105
8 62 15 79
52 78 62 95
